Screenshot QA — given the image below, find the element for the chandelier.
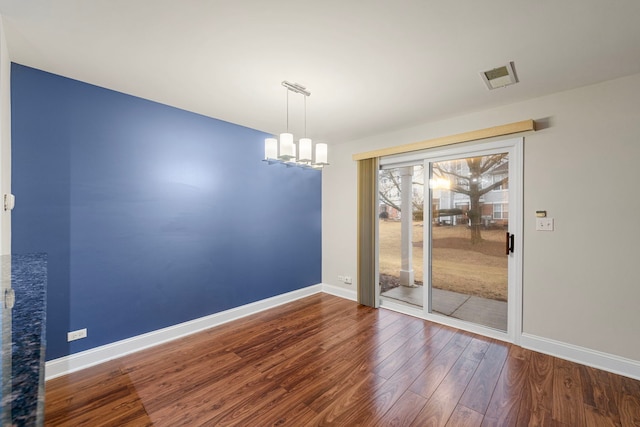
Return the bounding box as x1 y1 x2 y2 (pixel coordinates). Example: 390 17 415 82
264 81 328 169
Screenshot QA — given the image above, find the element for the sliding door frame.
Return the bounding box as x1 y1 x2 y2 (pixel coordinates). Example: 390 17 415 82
379 137 523 344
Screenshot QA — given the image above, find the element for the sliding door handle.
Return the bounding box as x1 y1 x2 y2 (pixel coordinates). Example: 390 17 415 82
505 232 515 255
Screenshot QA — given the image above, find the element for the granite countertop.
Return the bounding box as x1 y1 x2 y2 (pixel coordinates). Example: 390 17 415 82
1 253 47 426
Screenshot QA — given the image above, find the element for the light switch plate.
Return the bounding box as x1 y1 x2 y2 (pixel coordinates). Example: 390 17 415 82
536 218 554 231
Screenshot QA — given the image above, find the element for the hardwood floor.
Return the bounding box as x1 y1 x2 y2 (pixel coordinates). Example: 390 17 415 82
45 293 640 426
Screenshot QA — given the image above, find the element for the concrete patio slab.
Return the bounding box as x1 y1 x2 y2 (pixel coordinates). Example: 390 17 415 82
380 286 507 331
450 296 507 331
381 285 423 306
431 288 470 316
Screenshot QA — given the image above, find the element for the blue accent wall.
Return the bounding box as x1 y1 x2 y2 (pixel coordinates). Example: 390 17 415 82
11 64 322 361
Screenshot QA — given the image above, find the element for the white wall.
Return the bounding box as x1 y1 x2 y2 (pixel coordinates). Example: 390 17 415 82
0 16 10 255
323 73 640 365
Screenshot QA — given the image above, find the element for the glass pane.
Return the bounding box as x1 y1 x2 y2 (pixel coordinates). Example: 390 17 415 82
379 165 424 307
430 153 508 330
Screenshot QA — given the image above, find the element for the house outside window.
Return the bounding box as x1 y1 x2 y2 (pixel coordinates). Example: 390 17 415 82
492 173 508 191
493 203 508 219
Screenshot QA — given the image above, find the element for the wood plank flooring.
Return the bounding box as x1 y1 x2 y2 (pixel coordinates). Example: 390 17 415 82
45 293 640 426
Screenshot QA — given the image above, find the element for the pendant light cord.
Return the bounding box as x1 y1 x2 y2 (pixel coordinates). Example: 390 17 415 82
285 88 289 132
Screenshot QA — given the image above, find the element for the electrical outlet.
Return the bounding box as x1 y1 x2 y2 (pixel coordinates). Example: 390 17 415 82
344 276 352 284
67 328 87 342
338 275 344 282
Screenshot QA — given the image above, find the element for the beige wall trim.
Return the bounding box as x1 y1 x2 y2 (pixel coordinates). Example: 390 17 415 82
352 119 536 161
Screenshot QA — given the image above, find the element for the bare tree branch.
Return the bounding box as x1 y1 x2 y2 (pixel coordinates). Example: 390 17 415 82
378 168 424 215
379 191 401 212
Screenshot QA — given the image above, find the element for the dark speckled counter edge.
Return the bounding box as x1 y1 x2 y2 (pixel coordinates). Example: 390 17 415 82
1 253 47 426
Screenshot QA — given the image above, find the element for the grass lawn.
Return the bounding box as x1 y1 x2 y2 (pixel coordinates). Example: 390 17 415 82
379 220 508 301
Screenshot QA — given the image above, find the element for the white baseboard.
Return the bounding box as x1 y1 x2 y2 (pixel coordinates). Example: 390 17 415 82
321 283 357 301
45 284 323 380
521 333 640 381
47 286 640 382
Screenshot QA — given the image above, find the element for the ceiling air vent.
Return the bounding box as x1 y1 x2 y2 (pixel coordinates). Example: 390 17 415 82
481 62 518 90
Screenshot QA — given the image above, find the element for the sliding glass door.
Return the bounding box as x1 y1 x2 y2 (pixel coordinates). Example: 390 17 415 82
428 153 509 331
379 138 522 341
378 165 424 307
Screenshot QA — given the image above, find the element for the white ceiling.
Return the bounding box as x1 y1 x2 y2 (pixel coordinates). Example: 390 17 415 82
1 0 640 144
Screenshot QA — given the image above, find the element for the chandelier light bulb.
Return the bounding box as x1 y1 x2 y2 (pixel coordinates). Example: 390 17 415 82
298 138 312 163
315 142 328 165
278 132 294 160
264 138 278 159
